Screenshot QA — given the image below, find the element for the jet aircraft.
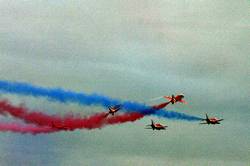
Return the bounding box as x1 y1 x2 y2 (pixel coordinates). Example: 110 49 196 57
145 119 167 130
164 94 187 104
200 114 224 125
106 105 122 116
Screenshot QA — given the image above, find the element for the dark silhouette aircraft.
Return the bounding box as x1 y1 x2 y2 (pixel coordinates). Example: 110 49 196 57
200 114 224 125
145 119 167 130
106 105 122 116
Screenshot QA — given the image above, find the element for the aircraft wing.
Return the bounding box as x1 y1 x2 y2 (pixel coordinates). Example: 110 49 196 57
179 99 188 104
163 96 172 101
218 119 224 121
199 122 208 124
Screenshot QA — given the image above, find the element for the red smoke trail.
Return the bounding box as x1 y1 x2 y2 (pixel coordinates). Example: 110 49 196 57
0 122 57 134
152 102 170 110
106 112 144 125
0 100 144 131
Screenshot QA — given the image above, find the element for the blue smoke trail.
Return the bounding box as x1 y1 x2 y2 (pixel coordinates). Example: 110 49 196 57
0 80 201 121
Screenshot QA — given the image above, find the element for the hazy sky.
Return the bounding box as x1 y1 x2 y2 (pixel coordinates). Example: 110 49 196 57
0 0 249 165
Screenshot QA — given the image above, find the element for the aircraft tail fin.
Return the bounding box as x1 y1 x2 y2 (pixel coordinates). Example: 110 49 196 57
206 113 209 120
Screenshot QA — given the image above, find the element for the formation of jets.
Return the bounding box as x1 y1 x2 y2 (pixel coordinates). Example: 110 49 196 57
105 93 223 131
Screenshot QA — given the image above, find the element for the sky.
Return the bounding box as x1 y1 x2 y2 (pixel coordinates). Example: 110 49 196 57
0 0 249 165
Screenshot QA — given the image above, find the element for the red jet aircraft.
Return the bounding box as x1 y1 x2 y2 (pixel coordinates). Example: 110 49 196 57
145 120 168 130
164 94 187 104
200 114 224 125
106 105 122 116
